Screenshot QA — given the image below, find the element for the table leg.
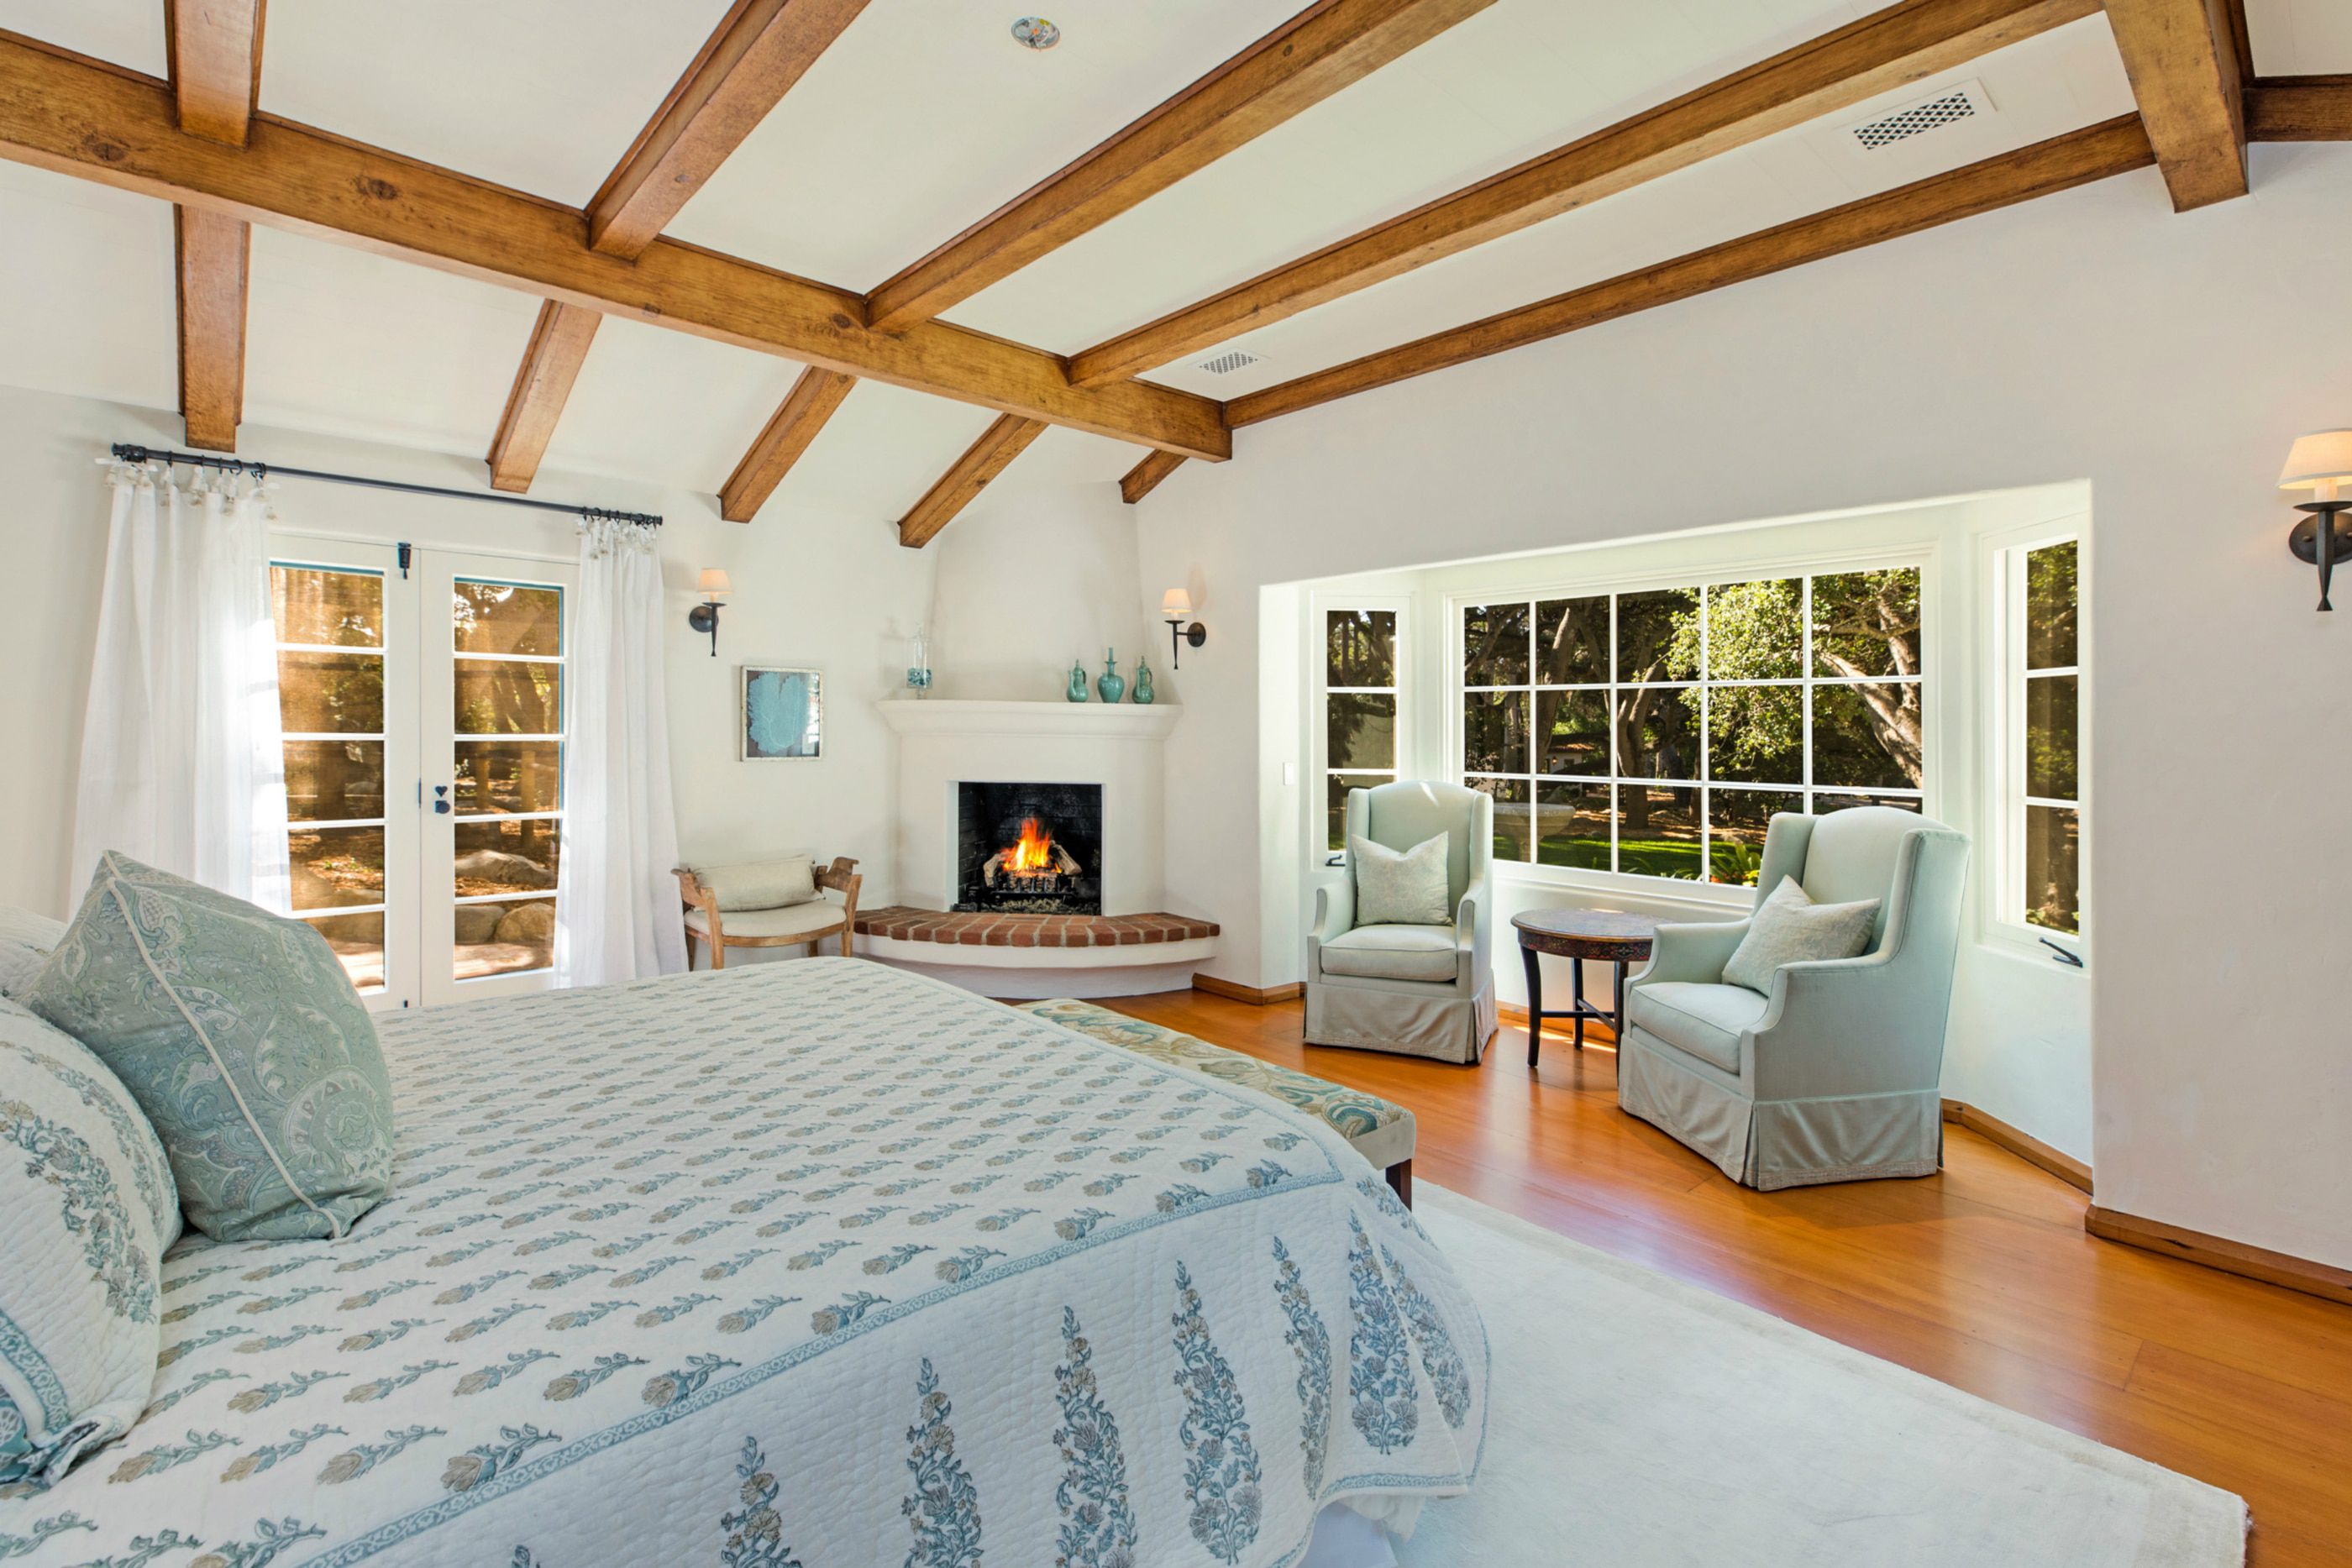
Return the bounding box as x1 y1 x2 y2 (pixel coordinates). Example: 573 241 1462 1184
1609 960 1626 1042
1522 942 1544 1067
1572 956 1586 1051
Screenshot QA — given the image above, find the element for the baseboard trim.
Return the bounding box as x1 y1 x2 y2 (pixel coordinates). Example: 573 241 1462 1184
2085 1205 2352 1308
1499 1002 1617 1045
1191 974 1305 1006
1939 1099 2092 1193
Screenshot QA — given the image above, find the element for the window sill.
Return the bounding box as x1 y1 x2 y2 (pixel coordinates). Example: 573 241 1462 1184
1491 859 1751 915
1979 921 2086 974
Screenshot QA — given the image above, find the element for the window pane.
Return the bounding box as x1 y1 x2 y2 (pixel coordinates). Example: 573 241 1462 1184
1327 692 1395 772
2025 805 2080 935
2025 541 2077 669
1811 792 1923 816
1535 597 1608 685
1616 687 1698 780
1463 690 1530 774
1704 579 1802 680
454 818 560 898
1462 603 1530 686
1615 785 1699 880
1536 781 1610 870
1467 776 1530 863
1326 610 1395 689
454 581 563 657
454 740 564 815
455 660 563 735
288 825 384 911
1708 789 1794 886
1536 689 1609 776
1812 681 1924 789
278 650 384 733
1706 683 1802 784
301 910 383 993
458 897 554 980
1812 567 1922 679
1326 772 1389 852
1615 588 1700 684
2024 674 2076 800
285 740 384 822
272 565 382 648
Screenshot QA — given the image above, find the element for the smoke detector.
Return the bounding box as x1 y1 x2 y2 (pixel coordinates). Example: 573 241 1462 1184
1846 79 1995 149
1011 17 1059 50
1194 349 1264 376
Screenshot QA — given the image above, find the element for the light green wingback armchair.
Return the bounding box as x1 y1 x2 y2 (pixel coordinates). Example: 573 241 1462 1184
1305 780 1498 1065
1616 806 1970 1190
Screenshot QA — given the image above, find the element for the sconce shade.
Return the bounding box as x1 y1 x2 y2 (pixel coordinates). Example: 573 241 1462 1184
1161 588 1194 618
2278 430 2352 490
697 568 733 599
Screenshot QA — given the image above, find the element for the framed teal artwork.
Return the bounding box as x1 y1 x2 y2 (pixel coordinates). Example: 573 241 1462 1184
740 664 823 760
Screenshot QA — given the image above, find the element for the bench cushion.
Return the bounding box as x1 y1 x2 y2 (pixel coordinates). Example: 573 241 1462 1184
686 899 844 941
1018 999 1415 1173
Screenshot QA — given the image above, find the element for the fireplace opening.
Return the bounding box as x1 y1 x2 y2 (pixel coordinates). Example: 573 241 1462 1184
956 781 1103 915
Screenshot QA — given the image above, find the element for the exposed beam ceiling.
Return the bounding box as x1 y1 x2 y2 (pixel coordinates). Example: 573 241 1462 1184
2244 75 2352 140
719 366 858 522
486 302 603 492
165 0 265 147
1120 450 1186 505
0 33 1231 460
1226 116 2155 427
1070 0 2101 388
174 205 248 451
862 0 1499 334
586 0 870 260
898 415 1046 548
2104 0 2248 210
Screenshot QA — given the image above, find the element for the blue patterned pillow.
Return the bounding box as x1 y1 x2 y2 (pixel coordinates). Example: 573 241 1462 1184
25 852 395 1242
0 995 177 1486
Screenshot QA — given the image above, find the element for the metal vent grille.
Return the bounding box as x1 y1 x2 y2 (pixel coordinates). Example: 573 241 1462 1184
1194 349 1263 375
1851 86 1979 149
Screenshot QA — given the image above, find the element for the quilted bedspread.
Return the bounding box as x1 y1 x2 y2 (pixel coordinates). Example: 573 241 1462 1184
1 958 1486 1566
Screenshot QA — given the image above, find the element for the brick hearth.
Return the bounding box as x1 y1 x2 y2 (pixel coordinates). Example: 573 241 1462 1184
853 906 1218 949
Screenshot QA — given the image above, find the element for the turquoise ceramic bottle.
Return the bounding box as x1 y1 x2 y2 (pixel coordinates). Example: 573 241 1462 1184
1066 658 1089 702
1095 648 1126 705
1131 656 1155 705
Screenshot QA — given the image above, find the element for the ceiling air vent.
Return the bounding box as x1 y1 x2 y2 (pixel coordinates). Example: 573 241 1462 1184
1848 80 1994 149
1194 349 1264 376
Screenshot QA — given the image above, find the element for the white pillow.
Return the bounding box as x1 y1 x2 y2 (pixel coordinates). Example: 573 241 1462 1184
1350 831 1453 926
695 856 818 912
0 995 179 1487
1721 876 1880 995
0 905 64 997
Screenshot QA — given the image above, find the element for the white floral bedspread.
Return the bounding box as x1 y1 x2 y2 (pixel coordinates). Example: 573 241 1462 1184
1 958 1486 1566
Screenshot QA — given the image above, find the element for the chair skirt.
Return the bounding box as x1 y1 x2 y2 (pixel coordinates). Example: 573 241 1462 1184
1304 973 1496 1065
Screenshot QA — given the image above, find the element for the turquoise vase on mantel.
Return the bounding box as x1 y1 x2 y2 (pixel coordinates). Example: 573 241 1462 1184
1131 656 1155 705
1095 648 1126 705
1065 658 1089 702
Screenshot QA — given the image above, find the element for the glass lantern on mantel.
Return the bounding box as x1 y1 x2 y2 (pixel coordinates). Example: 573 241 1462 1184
906 624 933 698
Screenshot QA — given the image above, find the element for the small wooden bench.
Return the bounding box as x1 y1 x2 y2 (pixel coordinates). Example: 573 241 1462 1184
676 857 862 968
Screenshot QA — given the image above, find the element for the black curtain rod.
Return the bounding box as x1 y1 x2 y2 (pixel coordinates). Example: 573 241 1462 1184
109 443 663 528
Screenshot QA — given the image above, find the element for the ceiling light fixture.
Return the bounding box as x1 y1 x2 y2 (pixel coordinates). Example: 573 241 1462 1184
1011 16 1059 50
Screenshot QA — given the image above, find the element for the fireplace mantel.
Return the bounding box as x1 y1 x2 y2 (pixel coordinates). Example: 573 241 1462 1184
876 699 1181 740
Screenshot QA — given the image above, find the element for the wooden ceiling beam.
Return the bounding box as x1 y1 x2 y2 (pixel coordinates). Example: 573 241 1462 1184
1226 116 2155 427
174 204 248 451
862 0 1498 335
2245 75 2352 140
2104 0 2248 210
165 0 264 147
587 0 869 260
898 415 1046 548
0 34 1229 459
486 302 602 492
1120 450 1186 505
1070 0 2099 389
719 365 857 522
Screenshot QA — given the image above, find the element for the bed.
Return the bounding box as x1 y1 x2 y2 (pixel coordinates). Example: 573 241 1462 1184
5 957 1486 1566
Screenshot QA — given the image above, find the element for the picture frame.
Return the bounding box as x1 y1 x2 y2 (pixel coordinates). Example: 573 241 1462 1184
739 664 824 761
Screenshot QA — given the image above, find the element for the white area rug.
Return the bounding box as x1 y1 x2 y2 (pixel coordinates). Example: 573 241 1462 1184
1398 1186 2247 1567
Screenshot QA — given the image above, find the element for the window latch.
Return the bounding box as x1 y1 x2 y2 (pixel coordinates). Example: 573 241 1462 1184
2039 936 2083 969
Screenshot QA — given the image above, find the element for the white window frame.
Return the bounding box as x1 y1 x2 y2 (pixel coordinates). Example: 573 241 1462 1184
1982 521 2087 958
1445 545 1936 902
1310 594 1411 859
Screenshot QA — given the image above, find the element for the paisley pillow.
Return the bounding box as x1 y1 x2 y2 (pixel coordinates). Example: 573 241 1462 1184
25 852 395 1242
0 995 177 1487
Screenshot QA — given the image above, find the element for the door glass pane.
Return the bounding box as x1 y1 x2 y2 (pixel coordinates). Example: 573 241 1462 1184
284 740 385 822
1535 598 1607 685
1615 589 1698 684
1326 610 1395 689
2025 541 2078 669
2025 805 2080 935
454 816 560 897
1326 773 1389 852
1706 684 1802 784
453 581 563 656
1708 789 1792 886
301 910 383 994
1462 603 1530 686
1811 681 1925 790
288 825 385 911
272 565 383 648
455 661 562 735
1536 690 1609 776
1536 782 1610 870
1326 693 1395 772
1811 567 1921 678
2024 674 2076 800
1462 690 1529 774
454 741 564 815
451 577 564 985
1616 688 1698 780
1615 785 1699 880
457 898 554 980
1704 579 1802 680
278 651 385 733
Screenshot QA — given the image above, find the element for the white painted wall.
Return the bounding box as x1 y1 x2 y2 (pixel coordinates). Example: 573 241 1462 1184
0 383 934 959
1137 144 2352 1271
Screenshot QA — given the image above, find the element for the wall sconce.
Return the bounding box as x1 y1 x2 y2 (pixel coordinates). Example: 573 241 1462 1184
2279 430 2352 611
688 568 732 656
1162 588 1206 669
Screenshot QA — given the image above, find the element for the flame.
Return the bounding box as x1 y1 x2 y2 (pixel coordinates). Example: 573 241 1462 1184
1009 817 1053 873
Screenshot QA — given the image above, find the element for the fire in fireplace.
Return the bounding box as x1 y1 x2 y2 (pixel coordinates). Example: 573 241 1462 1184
956 782 1102 915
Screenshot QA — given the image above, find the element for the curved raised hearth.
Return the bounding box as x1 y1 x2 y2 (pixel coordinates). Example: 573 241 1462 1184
853 906 1219 1000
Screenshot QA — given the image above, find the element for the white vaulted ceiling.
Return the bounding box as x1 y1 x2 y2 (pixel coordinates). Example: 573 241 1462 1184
0 0 2323 516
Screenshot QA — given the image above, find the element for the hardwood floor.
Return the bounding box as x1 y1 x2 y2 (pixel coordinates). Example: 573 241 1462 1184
1099 990 2351 1566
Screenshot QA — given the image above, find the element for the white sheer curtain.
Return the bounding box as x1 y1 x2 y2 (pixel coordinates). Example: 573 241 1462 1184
556 517 686 986
71 460 291 908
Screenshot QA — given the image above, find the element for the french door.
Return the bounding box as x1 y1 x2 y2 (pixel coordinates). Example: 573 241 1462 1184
268 537 575 1010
